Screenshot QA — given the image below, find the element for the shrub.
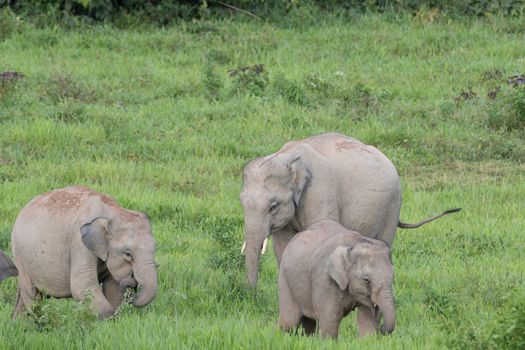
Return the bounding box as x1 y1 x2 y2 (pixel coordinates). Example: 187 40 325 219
228 64 268 96
26 292 97 332
2 1 525 25
0 71 24 102
272 74 307 105
487 85 525 132
0 7 23 39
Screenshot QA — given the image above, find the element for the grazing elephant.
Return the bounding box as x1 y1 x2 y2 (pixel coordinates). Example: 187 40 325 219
240 132 459 286
9 186 157 319
0 250 18 282
279 220 395 339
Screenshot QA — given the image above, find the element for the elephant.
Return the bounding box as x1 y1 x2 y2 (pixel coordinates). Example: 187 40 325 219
279 220 395 339
0 250 18 282
7 186 158 319
240 132 459 286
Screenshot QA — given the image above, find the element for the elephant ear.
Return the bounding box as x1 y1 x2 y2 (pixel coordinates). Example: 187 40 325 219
80 217 111 261
288 157 311 208
0 250 18 281
327 246 351 290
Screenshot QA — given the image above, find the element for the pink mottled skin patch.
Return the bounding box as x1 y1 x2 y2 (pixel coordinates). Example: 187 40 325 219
34 186 142 219
335 140 374 154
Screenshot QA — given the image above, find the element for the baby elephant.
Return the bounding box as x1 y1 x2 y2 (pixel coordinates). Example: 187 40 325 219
0 250 18 282
279 220 395 339
8 186 158 319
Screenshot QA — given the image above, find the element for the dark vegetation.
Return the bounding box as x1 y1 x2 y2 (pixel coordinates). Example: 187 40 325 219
1 0 525 25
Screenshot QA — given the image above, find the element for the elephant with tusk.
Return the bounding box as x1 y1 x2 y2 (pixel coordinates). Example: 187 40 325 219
240 132 460 287
279 220 396 339
7 186 158 319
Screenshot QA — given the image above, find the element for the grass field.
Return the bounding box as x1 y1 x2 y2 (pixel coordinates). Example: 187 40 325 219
0 10 524 349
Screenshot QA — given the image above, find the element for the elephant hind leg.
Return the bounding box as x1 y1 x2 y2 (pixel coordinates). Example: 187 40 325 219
300 317 317 336
12 271 37 319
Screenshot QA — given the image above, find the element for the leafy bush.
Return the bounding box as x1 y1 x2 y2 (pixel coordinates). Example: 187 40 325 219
228 64 268 96
0 7 23 39
27 292 97 332
272 74 307 105
0 71 24 101
487 85 525 132
107 289 135 321
43 72 95 103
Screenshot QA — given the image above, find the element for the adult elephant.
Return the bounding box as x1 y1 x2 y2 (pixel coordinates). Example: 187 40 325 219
240 132 459 286
8 186 158 319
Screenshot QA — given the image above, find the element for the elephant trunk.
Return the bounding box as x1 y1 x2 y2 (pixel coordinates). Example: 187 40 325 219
376 289 396 335
245 226 267 287
132 258 158 307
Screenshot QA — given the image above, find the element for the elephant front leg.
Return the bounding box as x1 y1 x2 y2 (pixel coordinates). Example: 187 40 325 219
357 304 379 337
70 256 115 319
278 274 302 333
272 227 296 266
71 278 114 319
316 302 343 339
317 313 342 339
102 274 137 309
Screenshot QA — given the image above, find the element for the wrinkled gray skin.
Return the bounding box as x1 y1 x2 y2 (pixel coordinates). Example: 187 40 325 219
279 220 395 339
10 186 158 319
240 132 458 287
0 250 18 282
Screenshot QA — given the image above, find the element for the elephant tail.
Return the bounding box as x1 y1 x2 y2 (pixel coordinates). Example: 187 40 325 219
398 208 461 229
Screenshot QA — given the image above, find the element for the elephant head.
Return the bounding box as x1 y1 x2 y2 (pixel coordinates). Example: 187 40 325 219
80 212 158 308
240 153 311 286
0 250 18 282
327 242 395 335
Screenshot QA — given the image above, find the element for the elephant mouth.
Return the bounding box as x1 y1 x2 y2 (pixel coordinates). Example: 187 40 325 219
373 303 379 317
119 275 138 291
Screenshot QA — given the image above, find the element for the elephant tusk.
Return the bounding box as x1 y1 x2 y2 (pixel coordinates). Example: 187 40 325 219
261 238 268 255
241 238 268 255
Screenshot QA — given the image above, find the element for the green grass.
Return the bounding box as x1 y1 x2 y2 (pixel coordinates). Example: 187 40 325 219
1 11 524 349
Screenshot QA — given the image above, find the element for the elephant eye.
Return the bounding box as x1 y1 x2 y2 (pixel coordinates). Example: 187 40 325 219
269 201 278 213
124 251 133 261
